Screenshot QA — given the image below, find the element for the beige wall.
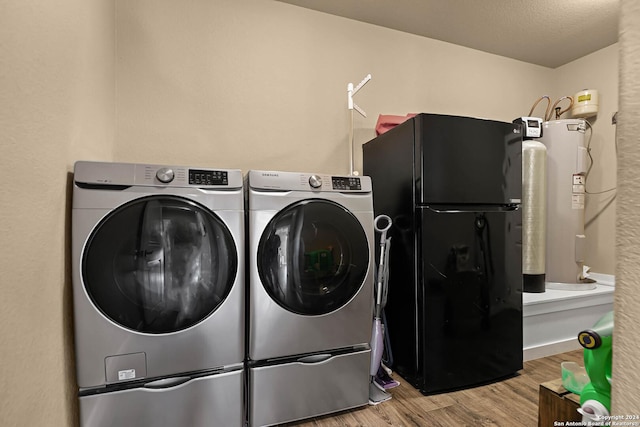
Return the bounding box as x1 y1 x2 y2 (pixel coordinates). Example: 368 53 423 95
0 0 115 425
554 44 619 275
116 0 617 274
115 0 553 175
0 0 633 424
613 0 640 414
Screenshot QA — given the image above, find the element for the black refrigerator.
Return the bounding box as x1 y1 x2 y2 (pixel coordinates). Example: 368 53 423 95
363 113 523 394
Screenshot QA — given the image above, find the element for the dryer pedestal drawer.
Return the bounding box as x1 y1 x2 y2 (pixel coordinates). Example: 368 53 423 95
79 369 243 427
249 349 370 427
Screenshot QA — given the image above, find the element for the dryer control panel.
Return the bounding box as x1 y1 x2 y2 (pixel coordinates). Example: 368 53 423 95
249 170 372 193
331 176 362 191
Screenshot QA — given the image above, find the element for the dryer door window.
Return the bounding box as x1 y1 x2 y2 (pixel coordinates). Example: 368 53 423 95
258 199 369 315
82 195 238 334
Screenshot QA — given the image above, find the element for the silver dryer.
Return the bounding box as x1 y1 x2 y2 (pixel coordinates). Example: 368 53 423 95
246 170 374 426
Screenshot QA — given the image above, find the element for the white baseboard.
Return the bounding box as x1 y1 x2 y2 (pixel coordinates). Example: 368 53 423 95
523 338 583 362
522 273 614 361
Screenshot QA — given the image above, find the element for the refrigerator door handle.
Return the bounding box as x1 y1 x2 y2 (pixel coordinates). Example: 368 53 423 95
423 204 520 213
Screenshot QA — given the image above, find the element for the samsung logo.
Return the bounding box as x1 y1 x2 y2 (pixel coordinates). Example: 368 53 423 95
261 173 279 177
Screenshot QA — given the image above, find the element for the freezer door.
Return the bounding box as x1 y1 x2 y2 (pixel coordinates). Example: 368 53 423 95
417 206 523 393
415 114 522 205
79 370 244 427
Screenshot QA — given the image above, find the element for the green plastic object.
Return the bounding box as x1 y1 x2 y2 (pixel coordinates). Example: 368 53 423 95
577 311 613 412
561 361 589 394
304 248 334 277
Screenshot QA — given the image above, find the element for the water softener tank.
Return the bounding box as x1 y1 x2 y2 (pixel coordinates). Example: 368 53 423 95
536 119 595 290
522 140 547 292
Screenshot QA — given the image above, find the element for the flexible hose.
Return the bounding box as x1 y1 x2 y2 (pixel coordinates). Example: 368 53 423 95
528 95 574 121
528 95 551 120
548 96 574 121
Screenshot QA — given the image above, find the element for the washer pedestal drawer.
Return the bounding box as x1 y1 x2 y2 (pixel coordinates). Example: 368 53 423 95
249 349 370 427
79 369 244 427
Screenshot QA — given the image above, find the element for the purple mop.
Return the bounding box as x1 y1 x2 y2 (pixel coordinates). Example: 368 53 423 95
369 215 393 405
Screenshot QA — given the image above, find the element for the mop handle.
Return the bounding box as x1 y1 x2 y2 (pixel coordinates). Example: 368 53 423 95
374 215 392 311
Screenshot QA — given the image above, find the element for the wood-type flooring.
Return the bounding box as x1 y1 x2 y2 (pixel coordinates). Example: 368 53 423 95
286 349 584 427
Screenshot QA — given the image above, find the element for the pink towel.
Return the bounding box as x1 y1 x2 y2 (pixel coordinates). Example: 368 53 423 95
375 113 417 135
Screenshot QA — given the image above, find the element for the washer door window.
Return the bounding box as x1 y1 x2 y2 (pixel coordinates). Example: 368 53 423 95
258 199 369 315
83 195 237 334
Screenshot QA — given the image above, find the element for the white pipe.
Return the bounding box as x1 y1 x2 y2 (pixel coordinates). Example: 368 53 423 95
349 108 355 176
347 74 371 176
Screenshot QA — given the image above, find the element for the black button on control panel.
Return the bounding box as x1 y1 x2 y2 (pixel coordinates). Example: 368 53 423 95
332 176 361 190
189 169 228 185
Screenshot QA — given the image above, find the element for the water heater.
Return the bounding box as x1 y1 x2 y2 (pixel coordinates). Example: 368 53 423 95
536 119 596 290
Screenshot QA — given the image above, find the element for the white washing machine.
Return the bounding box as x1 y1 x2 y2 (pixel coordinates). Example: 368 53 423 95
246 170 374 427
72 161 244 426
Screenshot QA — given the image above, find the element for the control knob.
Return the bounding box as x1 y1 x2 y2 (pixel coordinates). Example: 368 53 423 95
156 167 175 183
308 175 322 189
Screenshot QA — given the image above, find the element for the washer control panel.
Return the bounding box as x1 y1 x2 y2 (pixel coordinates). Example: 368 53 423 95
72 161 242 189
189 169 228 186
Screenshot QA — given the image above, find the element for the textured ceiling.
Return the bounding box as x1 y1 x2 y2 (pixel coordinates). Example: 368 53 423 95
278 0 619 68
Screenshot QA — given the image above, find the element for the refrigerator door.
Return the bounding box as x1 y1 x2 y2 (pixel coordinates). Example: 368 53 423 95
414 114 522 205
415 206 523 393
79 370 244 427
